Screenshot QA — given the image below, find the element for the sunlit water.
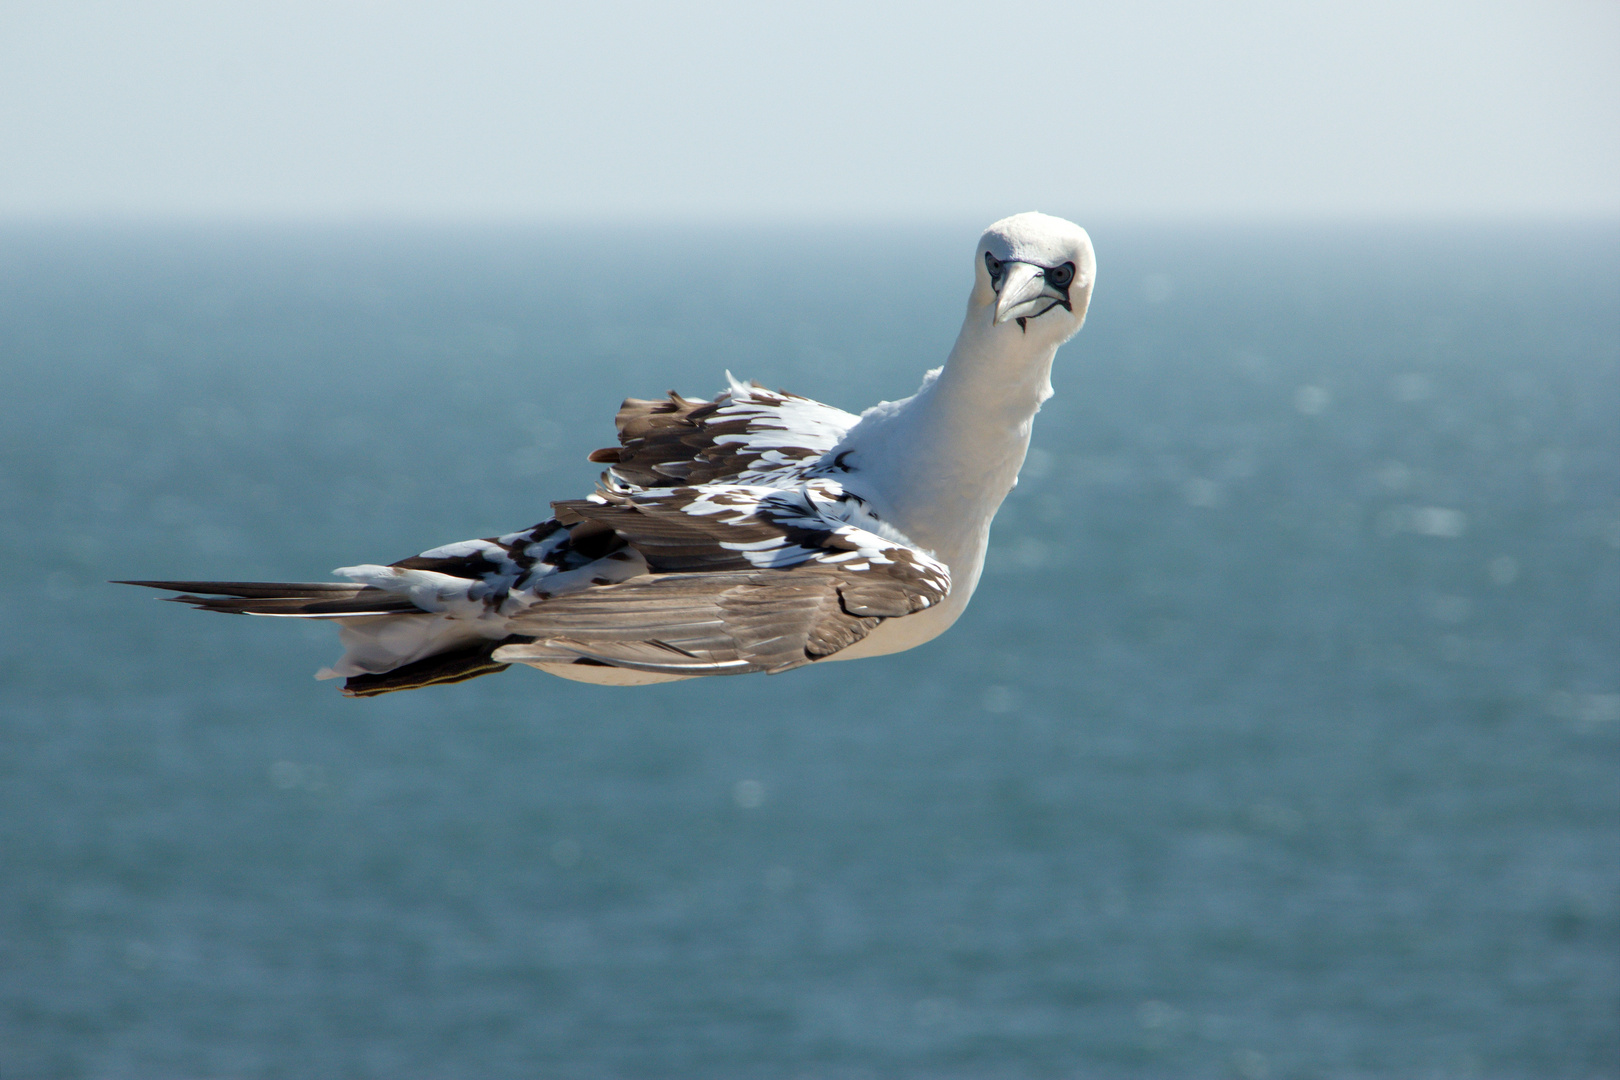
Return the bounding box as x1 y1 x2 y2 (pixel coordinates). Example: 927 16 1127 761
2 223 1616 1079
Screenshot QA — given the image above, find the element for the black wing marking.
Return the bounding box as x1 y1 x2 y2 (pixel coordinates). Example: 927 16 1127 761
550 486 827 575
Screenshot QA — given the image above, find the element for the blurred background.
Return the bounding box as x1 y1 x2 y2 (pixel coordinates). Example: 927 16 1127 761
2 4 1616 1079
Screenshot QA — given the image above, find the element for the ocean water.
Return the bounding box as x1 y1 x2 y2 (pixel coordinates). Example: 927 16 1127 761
1 222 1615 1079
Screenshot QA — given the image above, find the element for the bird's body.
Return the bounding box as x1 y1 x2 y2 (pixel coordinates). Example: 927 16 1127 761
123 213 1096 696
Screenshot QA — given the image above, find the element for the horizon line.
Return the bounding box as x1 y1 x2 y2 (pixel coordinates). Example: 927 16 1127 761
3 208 1619 231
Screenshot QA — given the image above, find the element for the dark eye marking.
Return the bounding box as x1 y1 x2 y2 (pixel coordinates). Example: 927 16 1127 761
988 255 1078 332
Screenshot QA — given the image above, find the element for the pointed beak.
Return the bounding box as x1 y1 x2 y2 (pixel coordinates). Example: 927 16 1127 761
993 262 1050 325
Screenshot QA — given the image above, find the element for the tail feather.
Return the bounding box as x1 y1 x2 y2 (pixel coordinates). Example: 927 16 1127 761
117 579 518 697
339 637 532 697
115 580 419 617
116 580 363 597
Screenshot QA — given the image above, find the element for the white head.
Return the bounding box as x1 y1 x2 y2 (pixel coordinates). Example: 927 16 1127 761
971 212 1096 347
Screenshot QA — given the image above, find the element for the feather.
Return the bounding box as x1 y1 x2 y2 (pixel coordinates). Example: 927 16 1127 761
116 580 419 616
496 567 887 675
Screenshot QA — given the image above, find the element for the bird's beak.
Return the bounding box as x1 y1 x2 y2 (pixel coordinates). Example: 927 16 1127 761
994 262 1051 325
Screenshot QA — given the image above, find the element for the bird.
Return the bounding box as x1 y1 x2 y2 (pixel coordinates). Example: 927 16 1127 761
119 212 1096 697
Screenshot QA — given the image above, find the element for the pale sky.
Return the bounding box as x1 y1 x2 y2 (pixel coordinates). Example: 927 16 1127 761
1 0 1616 222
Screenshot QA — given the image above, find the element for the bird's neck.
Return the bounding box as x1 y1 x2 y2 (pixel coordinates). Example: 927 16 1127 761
844 310 1058 573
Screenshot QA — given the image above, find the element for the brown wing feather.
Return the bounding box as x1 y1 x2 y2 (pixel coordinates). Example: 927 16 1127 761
585 385 852 488
496 567 897 675
551 489 824 575
586 392 739 486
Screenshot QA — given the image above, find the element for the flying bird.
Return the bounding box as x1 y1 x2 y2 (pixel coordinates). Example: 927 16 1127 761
121 213 1096 696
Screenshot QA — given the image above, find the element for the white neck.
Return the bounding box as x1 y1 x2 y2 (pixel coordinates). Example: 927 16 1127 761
839 308 1060 580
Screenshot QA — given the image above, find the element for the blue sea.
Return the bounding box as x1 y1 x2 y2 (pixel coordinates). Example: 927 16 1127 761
1 222 1616 1079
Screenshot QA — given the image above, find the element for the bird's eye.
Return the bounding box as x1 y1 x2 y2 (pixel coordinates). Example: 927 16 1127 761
1047 262 1075 288
984 252 1004 282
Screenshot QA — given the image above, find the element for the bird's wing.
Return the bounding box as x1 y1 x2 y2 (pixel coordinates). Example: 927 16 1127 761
492 568 893 675
587 375 862 488
122 479 948 681
493 480 950 674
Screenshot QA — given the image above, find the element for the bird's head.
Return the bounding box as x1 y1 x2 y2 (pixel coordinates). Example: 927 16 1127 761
973 212 1096 344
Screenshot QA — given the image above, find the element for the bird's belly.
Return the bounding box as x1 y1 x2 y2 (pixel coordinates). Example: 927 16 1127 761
533 663 695 685
823 574 977 662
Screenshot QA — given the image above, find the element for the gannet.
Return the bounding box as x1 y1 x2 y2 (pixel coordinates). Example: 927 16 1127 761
120 213 1096 696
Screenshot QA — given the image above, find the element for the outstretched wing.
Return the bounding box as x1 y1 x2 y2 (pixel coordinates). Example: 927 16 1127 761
587 375 861 488
493 480 950 675
126 466 946 693
119 478 948 690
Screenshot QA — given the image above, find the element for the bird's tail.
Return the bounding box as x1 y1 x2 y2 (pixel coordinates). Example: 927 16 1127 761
115 580 525 696
114 580 419 616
